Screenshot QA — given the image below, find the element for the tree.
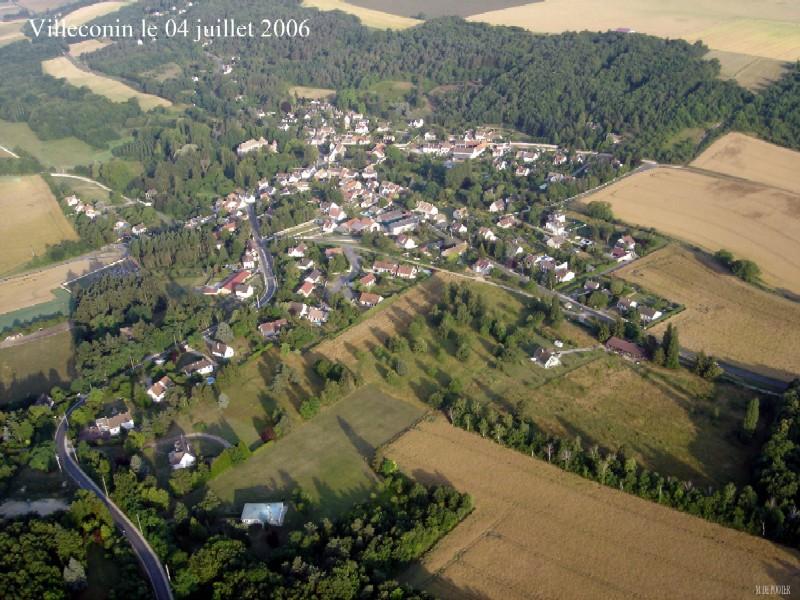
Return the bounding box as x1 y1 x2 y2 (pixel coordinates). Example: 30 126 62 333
455 343 471 362
662 323 680 369
742 397 760 443
586 200 613 221
548 296 563 327
216 322 234 344
63 557 87 590
597 322 611 343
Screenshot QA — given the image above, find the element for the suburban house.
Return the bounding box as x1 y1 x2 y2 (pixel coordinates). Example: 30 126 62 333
147 376 172 403
297 281 314 298
554 268 575 283
306 307 328 324
584 280 601 292
617 235 636 250
288 243 307 258
359 292 383 307
357 273 376 287
396 265 417 279
372 261 398 275
240 502 288 527
184 358 215 377
396 234 417 249
497 216 516 229
639 306 663 323
235 284 254 299
532 347 561 369
547 235 568 249
95 411 134 436
544 212 567 235
236 137 275 156
606 337 646 360
325 247 344 258
297 258 315 270
169 438 196 471
304 270 324 284
473 259 492 275
442 242 468 258
477 227 498 242
241 254 256 270
488 199 505 213
258 319 289 338
211 342 234 359
617 298 638 312
610 247 634 263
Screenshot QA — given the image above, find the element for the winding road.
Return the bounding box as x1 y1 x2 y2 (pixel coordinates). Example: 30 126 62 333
246 204 277 307
56 400 173 600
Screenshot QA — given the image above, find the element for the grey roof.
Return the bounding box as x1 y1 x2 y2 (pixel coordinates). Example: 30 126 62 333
240 502 287 526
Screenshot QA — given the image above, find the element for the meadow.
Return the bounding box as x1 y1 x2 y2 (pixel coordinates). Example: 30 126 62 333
0 19 25 47
68 39 113 58
42 57 172 111
583 166 800 296
16 0 78 12
288 86 336 100
0 176 79 276
704 50 789 90
617 245 800 382
302 0 421 29
0 329 75 402
60 1 135 27
206 384 425 519
388 416 800 600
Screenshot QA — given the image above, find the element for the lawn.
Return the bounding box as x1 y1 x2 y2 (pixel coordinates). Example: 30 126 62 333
0 175 79 276
0 329 76 403
205 384 426 520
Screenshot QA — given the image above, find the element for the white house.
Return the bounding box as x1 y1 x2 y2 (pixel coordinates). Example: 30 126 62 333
147 376 172 403
532 348 561 369
211 342 234 359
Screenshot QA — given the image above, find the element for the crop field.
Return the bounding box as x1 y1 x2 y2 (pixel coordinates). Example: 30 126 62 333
618 245 800 382
387 416 800 600
288 85 336 99
68 39 113 57
302 0 421 29
206 384 426 519
16 0 76 12
0 19 25 46
138 62 182 83
583 167 800 296
468 0 800 62
0 289 70 333
42 58 172 111
705 50 789 90
0 119 118 169
346 0 535 19
0 330 75 402
0 246 124 315
691 132 800 194
0 176 79 276
60 1 134 27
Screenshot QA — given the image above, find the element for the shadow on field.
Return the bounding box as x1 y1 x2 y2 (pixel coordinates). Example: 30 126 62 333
0 365 76 405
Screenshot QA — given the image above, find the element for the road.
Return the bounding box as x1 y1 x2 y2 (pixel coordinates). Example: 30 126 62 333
246 204 277 307
56 400 173 600
49 173 151 206
326 244 362 296
0 145 20 158
142 432 233 451
0 321 72 349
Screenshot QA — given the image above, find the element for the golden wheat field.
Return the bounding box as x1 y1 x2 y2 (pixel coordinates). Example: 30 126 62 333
617 245 800 381
388 416 800 600
302 0 421 29
60 1 134 27
68 39 113 57
0 176 79 276
585 167 800 296
704 50 789 90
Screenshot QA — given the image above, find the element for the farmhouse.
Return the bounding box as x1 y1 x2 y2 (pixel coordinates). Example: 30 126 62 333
606 337 646 360
532 347 561 369
258 319 289 338
240 502 287 527
147 376 172 403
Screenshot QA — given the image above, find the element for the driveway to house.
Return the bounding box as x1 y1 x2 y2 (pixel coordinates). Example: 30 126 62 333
142 432 233 451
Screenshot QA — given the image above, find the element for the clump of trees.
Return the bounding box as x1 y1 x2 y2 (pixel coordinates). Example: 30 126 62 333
715 249 761 284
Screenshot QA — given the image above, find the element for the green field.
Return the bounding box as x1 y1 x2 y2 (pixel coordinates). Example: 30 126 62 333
0 288 71 332
0 119 123 169
206 384 426 519
0 329 76 402
59 178 112 205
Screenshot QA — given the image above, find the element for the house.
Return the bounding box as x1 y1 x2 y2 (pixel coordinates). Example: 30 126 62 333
219 270 252 294
497 216 516 229
488 199 505 213
396 234 417 250
442 242 468 258
532 347 561 369
131 224 147 236
617 235 636 250
359 292 383 307
547 235 567 249
297 281 314 297
240 502 287 527
617 298 637 312
639 306 663 323
610 247 634 263
237 137 274 156
372 261 398 275
147 376 172 403
358 273 376 287
306 307 328 324
259 318 289 338
554 268 575 283
297 258 315 270
606 337 646 360
184 359 215 376
477 227 497 242
584 280 601 292
95 411 134 436
169 438 196 470
544 212 567 235
235 284 254 299
241 254 256 270
287 243 307 258
473 259 492 275
325 247 344 258
414 201 439 219
211 342 234 359
396 265 417 279
453 207 468 221
553 153 567 166
304 270 324 284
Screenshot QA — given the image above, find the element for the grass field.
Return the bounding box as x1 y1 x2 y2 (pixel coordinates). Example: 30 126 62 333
387 416 800 600
69 39 113 58
302 0 421 29
582 166 800 296
288 85 336 100
0 329 75 402
59 178 112 205
0 246 124 315
206 384 426 519
705 50 789 90
0 176 79 276
16 0 76 12
0 19 25 46
687 19 800 61
0 119 118 169
0 288 70 332
61 1 134 27
617 245 800 382
42 57 172 111
138 62 182 83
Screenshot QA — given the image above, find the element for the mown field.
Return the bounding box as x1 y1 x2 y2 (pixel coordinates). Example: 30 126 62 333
42 57 172 111
0 246 124 315
16 0 76 12
346 0 534 19
316 273 761 486
705 49 789 90
0 19 25 47
388 416 800 600
60 0 134 27
0 119 119 169
686 19 800 61
0 329 76 402
206 384 425 519
0 176 79 276
617 245 800 382
68 39 113 58
302 0 421 29
691 132 800 194
584 166 800 296
288 85 336 100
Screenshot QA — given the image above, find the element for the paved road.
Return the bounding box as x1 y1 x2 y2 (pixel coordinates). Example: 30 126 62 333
142 432 233 451
326 244 362 296
56 400 173 600
0 145 20 158
246 204 277 307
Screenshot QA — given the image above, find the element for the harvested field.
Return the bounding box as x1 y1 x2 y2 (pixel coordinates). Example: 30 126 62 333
0 329 75 402
0 176 78 276
389 416 800 600
346 0 535 19
617 245 800 381
289 86 336 99
16 0 75 12
686 19 800 62
705 49 789 90
0 19 25 46
61 1 133 27
692 132 800 194
0 247 124 315
302 0 420 29
42 58 172 111
583 167 800 295
68 39 113 57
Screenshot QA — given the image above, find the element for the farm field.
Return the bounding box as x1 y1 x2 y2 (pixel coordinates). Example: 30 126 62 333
705 49 789 90
288 86 336 99
0 119 119 169
0 19 25 46
0 176 79 276
42 57 172 111
346 0 535 19
58 178 112 205
0 289 70 333
60 1 134 27
691 132 800 194
0 330 76 402
0 246 124 315
388 417 800 600
206 384 426 519
686 19 800 62
68 39 113 57
583 167 800 296
617 245 800 382
302 0 421 29
16 0 76 12
316 273 758 486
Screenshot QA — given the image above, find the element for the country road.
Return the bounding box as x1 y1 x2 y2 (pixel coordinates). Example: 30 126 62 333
142 432 232 451
56 400 173 600
246 204 277 307
49 173 151 206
